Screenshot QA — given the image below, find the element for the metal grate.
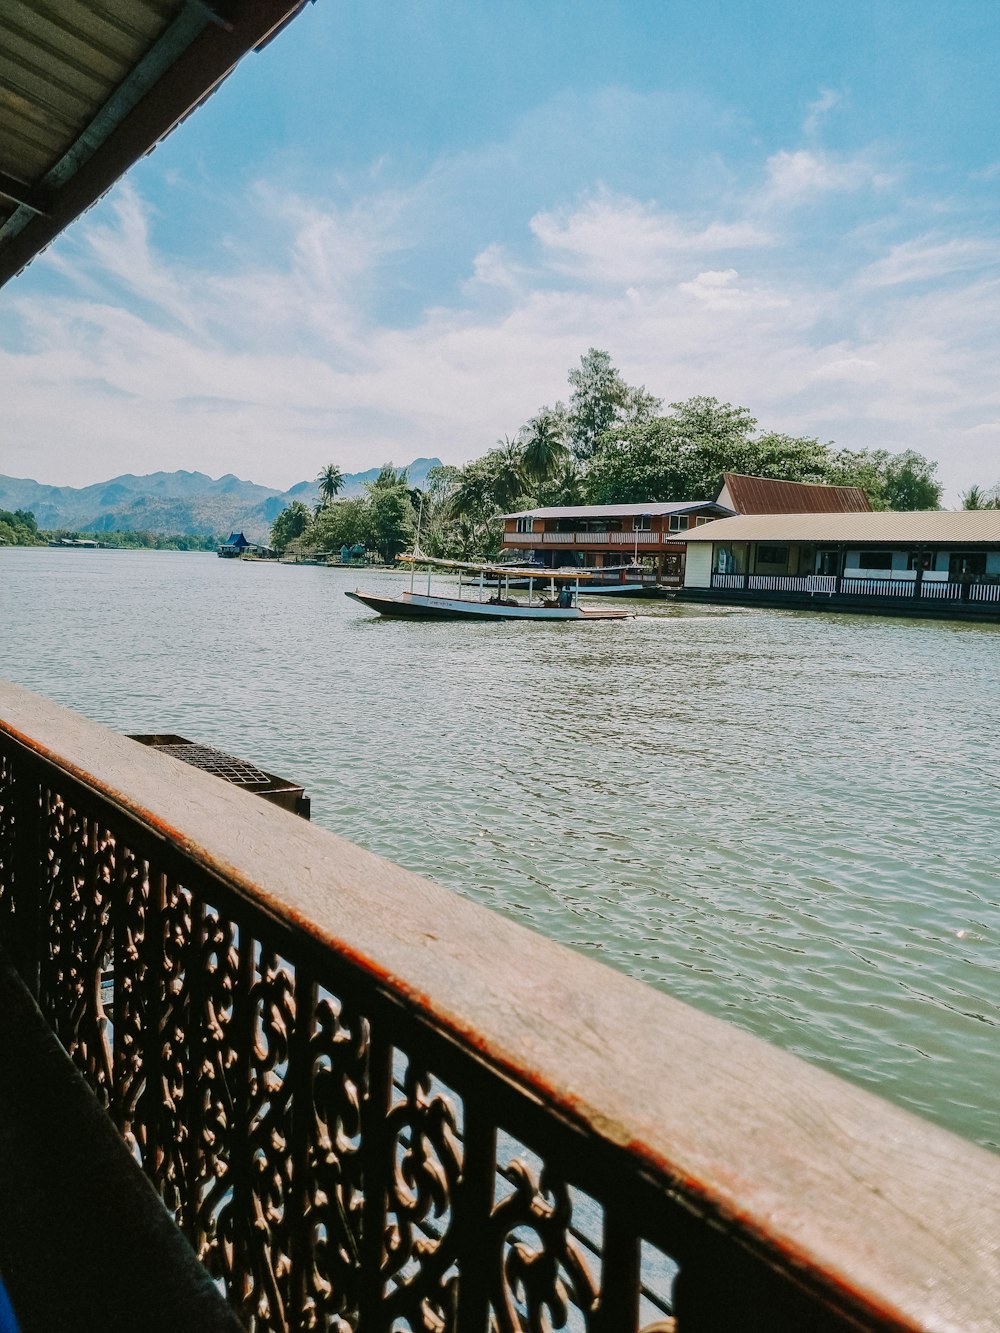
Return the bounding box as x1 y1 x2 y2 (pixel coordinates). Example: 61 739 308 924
128 734 310 818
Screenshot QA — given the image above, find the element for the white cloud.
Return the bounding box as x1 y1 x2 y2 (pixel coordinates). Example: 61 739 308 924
762 149 889 204
804 89 841 138
678 268 790 313
858 235 995 288
809 357 882 384
3 112 999 506
529 194 772 286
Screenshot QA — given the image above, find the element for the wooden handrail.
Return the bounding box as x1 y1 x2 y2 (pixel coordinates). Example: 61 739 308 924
1 678 998 1331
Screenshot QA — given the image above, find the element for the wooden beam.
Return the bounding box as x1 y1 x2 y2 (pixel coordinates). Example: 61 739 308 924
0 0 310 289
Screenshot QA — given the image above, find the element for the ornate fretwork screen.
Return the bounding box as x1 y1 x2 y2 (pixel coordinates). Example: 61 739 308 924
1 684 997 1333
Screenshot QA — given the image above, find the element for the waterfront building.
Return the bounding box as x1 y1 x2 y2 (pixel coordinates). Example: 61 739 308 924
218 531 252 557
501 500 734 586
678 510 1000 619
501 476 872 587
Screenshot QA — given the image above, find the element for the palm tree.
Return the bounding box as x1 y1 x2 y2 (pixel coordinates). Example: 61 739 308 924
316 463 344 508
491 437 527 512
522 411 569 485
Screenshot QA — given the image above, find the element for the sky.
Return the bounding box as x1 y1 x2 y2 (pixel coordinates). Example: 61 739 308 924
1 0 998 502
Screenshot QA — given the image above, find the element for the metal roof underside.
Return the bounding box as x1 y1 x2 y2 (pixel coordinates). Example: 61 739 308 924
503 501 731 520
0 0 310 290
678 511 1000 545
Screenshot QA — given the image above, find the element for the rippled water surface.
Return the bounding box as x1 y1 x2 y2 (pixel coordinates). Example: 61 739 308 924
3 549 999 1148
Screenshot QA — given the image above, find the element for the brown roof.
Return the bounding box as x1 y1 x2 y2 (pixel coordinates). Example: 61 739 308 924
0 0 310 290
720 473 872 514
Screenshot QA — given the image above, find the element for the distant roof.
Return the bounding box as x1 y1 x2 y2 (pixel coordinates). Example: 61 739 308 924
678 511 1000 544
0 0 310 290
503 501 731 520
719 473 872 514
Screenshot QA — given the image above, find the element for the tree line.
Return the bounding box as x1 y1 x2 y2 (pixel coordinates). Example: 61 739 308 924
272 348 995 561
0 509 217 550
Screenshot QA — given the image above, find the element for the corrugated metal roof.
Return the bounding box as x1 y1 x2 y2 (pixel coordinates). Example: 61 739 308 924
720 473 872 513
0 0 310 289
503 501 731 520
678 511 1000 544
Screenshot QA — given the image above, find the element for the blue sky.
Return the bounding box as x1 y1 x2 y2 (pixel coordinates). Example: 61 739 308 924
2 0 998 500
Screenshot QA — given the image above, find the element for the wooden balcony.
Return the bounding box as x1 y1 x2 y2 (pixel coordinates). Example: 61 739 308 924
506 531 669 546
1 679 999 1331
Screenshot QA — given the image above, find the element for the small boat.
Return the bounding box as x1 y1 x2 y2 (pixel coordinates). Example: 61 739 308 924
346 555 632 622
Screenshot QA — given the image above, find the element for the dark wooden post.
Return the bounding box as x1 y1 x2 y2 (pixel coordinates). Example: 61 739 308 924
10 758 43 999
835 546 846 594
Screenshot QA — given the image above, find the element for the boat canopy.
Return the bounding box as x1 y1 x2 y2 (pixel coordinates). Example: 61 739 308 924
398 553 608 581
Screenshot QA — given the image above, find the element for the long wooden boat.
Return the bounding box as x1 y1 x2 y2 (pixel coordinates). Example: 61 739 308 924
346 555 632 622
345 589 630 620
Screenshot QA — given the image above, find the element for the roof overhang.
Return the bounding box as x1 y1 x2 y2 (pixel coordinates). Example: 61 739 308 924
0 0 312 291
676 511 1000 545
502 501 732 521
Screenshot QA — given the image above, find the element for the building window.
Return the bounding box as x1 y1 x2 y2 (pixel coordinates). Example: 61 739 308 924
668 514 690 531
907 550 932 571
515 517 534 533
633 515 652 531
695 515 712 526
859 550 893 570
757 546 788 566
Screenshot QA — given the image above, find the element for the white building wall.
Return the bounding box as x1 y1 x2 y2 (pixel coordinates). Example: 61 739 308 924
684 542 713 588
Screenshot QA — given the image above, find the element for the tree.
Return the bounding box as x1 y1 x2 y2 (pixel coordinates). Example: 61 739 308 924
363 464 415 563
827 448 942 510
567 348 661 461
882 450 942 510
316 463 345 508
961 483 1000 509
310 497 368 551
521 410 570 485
269 500 311 553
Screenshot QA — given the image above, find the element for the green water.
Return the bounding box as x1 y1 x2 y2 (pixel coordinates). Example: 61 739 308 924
2 549 998 1148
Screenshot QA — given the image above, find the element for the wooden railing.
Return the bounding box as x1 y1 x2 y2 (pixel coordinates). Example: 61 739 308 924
839 577 915 596
1 680 999 1332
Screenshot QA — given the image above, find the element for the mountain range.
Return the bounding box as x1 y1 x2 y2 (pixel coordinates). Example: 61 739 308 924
0 459 443 543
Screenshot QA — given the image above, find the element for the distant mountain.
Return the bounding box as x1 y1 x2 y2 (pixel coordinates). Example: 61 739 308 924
0 459 443 543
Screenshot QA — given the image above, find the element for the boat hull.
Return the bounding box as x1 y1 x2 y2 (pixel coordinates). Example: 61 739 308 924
345 590 630 621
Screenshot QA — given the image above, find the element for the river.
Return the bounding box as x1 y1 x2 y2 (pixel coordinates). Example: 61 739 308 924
2 548 998 1149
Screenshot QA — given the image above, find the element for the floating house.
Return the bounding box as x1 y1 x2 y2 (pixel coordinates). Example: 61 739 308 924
501 501 733 586
218 532 276 559
218 531 252 557
677 510 1000 619
501 476 873 587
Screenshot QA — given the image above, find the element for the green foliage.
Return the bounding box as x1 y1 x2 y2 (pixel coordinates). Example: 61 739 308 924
522 411 570 484
362 465 415 563
567 348 661 460
960 482 1000 509
0 508 44 546
42 528 218 550
586 396 941 511
825 448 943 511
316 463 345 508
309 497 368 551
269 500 312 552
